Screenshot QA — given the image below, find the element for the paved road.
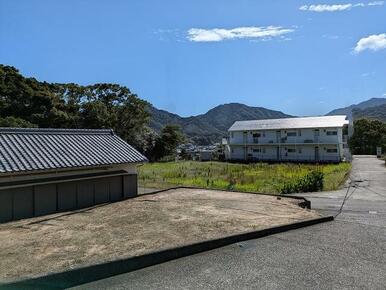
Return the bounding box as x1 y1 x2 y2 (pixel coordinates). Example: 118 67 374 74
75 156 386 290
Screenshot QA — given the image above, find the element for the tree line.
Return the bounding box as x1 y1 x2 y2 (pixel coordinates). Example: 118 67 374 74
349 118 386 155
0 64 183 161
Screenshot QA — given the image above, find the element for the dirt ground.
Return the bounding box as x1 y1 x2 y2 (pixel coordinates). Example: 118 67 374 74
0 188 320 281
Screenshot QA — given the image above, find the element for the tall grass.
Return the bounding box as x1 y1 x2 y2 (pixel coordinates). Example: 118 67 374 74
138 161 351 194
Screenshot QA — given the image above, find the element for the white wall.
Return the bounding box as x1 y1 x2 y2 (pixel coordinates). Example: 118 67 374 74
230 146 245 160
227 126 344 162
229 131 245 145
230 127 341 145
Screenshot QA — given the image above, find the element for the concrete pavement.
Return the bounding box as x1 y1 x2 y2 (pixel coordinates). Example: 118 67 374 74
74 156 386 290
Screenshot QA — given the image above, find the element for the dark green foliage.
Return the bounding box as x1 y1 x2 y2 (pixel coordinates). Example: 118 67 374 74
279 170 324 194
179 148 191 160
147 124 185 161
0 64 155 153
349 119 386 155
0 116 37 128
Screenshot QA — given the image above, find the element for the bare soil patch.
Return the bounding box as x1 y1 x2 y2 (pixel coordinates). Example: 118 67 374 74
0 188 320 281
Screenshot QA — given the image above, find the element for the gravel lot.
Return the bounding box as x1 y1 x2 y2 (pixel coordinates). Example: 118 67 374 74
0 188 319 281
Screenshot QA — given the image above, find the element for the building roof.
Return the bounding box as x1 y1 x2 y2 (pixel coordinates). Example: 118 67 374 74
229 115 349 132
0 128 147 174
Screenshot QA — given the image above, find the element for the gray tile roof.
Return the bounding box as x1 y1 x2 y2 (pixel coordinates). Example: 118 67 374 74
229 115 349 131
0 128 148 174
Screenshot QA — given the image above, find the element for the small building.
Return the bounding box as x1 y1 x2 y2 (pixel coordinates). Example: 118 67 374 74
226 115 349 163
198 150 214 161
0 128 147 223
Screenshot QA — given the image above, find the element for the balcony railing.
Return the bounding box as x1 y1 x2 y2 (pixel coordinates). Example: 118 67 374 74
232 139 341 145
243 154 341 162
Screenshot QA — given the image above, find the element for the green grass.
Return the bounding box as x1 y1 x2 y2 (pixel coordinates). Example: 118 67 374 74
138 161 351 194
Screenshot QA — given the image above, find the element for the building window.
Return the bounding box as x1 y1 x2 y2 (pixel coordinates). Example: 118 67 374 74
231 148 234 153
231 132 234 138
287 148 296 153
262 148 266 153
252 133 261 138
298 148 302 154
287 131 297 137
298 129 302 136
253 148 261 153
326 131 338 136
326 148 338 153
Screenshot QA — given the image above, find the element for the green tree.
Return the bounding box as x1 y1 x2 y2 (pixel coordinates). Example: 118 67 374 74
349 118 386 154
149 125 185 161
160 124 185 156
0 64 154 154
0 116 37 128
115 94 151 150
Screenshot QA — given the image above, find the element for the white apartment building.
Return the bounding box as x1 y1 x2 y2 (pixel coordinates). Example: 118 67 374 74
225 115 349 163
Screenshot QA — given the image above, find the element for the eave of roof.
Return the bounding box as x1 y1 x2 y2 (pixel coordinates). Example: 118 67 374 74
228 115 349 132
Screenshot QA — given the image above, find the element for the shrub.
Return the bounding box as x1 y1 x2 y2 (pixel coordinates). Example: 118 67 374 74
227 178 237 191
280 170 324 194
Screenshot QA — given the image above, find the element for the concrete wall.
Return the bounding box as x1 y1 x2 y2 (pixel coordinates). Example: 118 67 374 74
0 173 138 223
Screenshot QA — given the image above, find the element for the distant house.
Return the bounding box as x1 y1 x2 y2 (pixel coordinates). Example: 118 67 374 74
0 128 147 223
197 150 214 161
225 115 349 163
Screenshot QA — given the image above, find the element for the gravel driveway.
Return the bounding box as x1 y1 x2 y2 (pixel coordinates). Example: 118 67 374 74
0 188 319 282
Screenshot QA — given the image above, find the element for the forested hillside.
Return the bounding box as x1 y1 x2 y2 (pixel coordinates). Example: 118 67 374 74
353 104 386 123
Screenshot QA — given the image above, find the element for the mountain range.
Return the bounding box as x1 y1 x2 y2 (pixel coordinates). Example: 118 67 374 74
149 103 291 144
151 97 386 144
326 97 386 116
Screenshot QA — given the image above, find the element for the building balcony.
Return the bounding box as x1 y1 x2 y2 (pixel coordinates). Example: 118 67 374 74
242 154 341 162
229 140 342 146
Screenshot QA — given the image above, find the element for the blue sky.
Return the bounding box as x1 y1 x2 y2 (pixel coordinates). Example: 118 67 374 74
1 0 385 117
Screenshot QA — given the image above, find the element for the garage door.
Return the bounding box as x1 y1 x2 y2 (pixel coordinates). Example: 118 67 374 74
109 176 123 201
0 174 137 223
0 190 12 222
34 184 57 216
94 179 110 204
13 187 34 220
77 181 94 208
58 182 77 211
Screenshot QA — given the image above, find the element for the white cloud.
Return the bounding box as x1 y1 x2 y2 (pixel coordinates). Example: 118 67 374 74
354 33 386 53
368 0 385 5
361 71 375 77
323 34 340 40
187 26 294 42
299 1 384 12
